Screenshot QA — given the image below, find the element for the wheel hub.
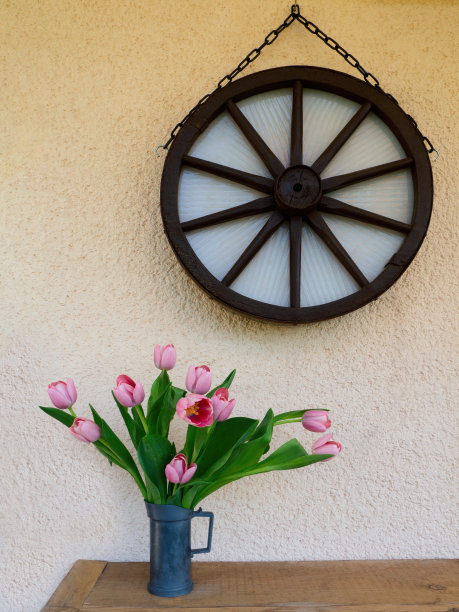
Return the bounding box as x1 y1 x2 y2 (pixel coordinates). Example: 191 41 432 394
274 165 322 215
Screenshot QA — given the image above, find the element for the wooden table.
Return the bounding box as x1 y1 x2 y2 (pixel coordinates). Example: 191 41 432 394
43 559 459 611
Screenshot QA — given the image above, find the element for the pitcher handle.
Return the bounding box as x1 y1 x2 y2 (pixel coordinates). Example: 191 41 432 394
190 508 214 556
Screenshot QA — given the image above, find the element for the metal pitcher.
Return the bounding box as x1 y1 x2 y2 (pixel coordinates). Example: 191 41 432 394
145 502 214 597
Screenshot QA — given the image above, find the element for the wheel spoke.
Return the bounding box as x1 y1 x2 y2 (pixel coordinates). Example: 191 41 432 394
319 196 412 233
312 103 372 174
221 211 284 286
290 80 303 166
306 210 368 287
322 158 413 192
289 216 302 307
183 156 274 194
227 100 285 177
181 197 275 231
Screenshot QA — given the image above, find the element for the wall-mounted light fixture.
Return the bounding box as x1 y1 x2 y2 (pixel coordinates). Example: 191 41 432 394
158 8 434 323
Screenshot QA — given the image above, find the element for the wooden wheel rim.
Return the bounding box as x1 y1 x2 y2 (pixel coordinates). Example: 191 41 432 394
160 66 433 323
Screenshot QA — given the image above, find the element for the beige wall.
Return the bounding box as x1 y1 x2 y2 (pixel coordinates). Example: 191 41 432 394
1 1 458 609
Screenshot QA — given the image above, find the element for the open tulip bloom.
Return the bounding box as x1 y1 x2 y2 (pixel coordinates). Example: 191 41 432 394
40 347 339 508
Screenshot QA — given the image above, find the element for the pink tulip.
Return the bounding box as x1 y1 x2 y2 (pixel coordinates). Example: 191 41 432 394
113 374 145 408
154 344 176 371
165 453 197 484
302 410 331 433
312 433 342 461
48 378 77 410
176 394 213 427
185 365 212 394
211 387 235 422
69 417 101 443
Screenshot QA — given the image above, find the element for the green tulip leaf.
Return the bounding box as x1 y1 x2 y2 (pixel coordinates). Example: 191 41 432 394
181 483 203 509
192 440 332 506
111 392 144 448
166 489 183 506
249 408 274 446
93 440 125 469
183 425 211 464
148 370 170 410
207 369 236 398
39 406 75 427
179 478 211 489
89 404 144 482
247 438 316 472
194 417 258 480
183 425 196 460
146 384 171 434
212 409 274 481
171 385 187 404
144 474 162 505
137 434 174 504
183 411 272 508
157 385 186 438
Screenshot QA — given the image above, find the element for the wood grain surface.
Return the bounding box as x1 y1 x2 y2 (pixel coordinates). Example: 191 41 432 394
42 559 459 611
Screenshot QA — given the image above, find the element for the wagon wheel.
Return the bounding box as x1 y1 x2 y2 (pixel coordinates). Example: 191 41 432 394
160 66 433 323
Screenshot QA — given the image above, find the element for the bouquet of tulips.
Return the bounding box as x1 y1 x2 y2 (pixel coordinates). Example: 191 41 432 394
40 345 341 509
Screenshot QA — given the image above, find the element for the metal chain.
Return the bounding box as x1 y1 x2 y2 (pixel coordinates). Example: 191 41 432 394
156 3 438 160
293 6 439 160
155 10 297 156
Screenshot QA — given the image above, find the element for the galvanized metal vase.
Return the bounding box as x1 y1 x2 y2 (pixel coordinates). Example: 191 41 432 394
145 502 214 597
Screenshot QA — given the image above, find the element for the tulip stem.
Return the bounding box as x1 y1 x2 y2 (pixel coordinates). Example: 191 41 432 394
134 405 149 434
274 418 303 426
68 406 77 418
273 410 306 423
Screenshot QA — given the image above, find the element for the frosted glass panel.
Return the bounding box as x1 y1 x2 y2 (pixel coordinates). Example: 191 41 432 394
321 113 406 178
230 223 290 307
177 83 414 311
321 213 405 281
300 223 359 307
188 111 270 177
302 90 360 167
237 89 292 167
186 213 272 281
327 169 414 224
178 168 267 222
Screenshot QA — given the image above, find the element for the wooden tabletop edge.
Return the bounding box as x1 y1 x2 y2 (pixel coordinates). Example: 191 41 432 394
43 560 107 610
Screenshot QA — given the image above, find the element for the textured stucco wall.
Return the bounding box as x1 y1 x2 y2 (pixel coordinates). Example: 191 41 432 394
1 0 458 610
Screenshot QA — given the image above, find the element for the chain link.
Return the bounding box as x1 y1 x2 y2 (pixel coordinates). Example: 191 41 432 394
156 4 437 159
294 11 438 159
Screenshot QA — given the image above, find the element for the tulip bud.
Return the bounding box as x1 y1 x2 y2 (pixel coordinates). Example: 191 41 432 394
165 453 197 484
312 433 342 461
302 409 331 433
211 387 235 422
69 417 101 443
176 394 213 427
48 378 77 410
113 374 145 408
185 365 211 395
154 344 176 371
